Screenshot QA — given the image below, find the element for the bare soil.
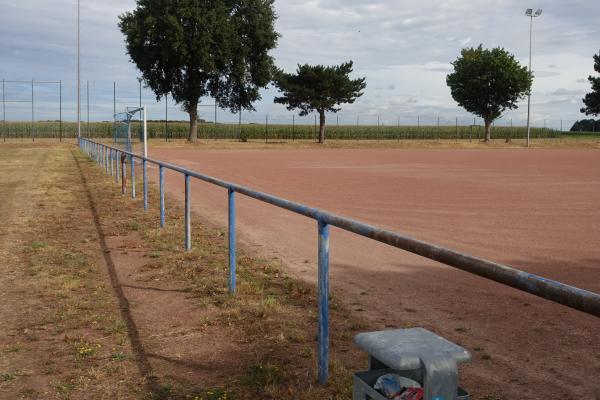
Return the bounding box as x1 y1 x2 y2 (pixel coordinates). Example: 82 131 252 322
148 145 600 400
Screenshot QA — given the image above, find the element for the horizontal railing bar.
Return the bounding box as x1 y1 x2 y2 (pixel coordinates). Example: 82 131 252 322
83 139 600 318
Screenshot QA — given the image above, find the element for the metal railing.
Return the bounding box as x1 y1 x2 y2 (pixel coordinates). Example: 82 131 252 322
78 138 600 385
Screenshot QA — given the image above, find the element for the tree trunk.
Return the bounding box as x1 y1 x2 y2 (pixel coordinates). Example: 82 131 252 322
188 100 198 142
484 118 492 142
318 110 326 144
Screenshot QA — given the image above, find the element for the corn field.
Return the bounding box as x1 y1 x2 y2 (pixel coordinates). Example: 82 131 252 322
0 120 573 141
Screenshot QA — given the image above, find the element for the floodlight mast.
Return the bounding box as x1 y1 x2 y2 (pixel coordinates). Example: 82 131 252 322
77 0 80 140
525 7 542 148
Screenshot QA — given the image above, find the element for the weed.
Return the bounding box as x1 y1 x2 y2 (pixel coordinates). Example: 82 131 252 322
55 380 76 396
245 364 281 390
1 372 17 383
110 352 127 362
31 240 47 249
6 345 21 353
192 388 230 400
126 221 140 231
75 341 101 359
105 318 127 335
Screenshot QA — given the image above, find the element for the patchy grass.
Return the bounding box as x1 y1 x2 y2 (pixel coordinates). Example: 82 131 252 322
0 143 146 399
0 142 368 399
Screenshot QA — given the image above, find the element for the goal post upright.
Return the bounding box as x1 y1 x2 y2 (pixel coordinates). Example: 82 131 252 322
113 106 148 158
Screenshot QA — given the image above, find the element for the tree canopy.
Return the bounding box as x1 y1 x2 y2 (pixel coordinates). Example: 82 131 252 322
273 61 366 143
581 51 600 116
446 45 532 141
119 0 278 142
570 119 600 132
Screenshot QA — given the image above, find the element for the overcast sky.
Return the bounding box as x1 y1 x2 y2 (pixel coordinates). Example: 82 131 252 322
1 0 598 128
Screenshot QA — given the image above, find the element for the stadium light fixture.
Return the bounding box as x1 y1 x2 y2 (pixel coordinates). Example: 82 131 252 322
524 7 542 148
137 77 142 108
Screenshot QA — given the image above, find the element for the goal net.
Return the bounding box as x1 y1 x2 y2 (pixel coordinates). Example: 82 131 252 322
114 106 148 157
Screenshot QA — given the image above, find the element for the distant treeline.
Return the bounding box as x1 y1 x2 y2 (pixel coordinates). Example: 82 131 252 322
570 119 600 132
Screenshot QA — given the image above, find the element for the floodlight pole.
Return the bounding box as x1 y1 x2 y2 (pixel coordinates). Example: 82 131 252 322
77 0 81 140
525 9 541 148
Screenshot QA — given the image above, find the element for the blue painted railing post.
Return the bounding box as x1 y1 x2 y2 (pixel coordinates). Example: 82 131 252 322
185 174 191 251
115 150 119 183
159 166 165 227
105 146 109 174
317 219 330 385
143 159 148 211
110 149 114 176
228 188 237 294
131 156 136 199
122 154 127 195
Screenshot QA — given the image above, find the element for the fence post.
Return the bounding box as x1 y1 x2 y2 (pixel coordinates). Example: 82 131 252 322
131 156 136 199
159 166 165 227
110 149 114 176
185 174 191 251
58 80 62 142
455 117 458 141
31 79 34 142
228 188 236 294
317 219 330 385
143 159 148 211
265 114 268 143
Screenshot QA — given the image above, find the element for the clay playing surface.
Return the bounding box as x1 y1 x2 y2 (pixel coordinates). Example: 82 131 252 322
149 147 600 398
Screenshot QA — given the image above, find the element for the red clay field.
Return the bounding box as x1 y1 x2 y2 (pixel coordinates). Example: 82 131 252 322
149 147 600 399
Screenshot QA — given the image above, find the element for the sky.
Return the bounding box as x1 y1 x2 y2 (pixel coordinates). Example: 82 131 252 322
0 0 599 128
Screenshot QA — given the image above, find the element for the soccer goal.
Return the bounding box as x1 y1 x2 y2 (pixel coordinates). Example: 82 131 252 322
114 106 148 158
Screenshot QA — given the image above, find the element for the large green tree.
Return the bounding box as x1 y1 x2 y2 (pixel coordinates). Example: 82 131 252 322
119 0 278 142
273 62 366 143
581 51 600 116
446 45 532 142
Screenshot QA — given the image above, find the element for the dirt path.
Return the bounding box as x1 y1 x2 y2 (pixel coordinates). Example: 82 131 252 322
149 147 600 399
